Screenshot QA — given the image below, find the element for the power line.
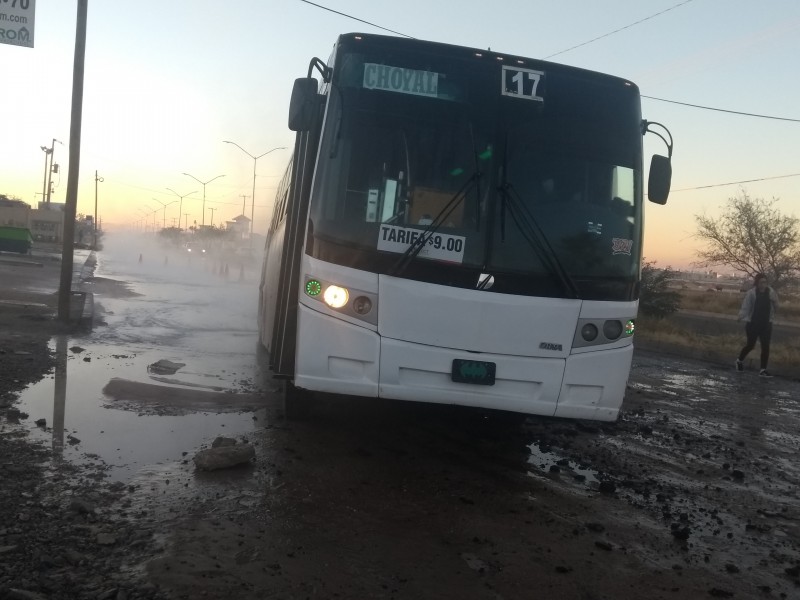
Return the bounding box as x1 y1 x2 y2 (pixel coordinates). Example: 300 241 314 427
544 0 695 59
642 95 800 123
672 172 800 192
293 1 798 124
296 0 414 38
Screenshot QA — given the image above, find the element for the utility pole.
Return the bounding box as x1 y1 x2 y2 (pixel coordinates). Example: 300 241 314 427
57 0 88 323
40 144 52 205
240 194 249 215
94 170 103 249
44 139 62 204
208 207 216 227
183 213 189 230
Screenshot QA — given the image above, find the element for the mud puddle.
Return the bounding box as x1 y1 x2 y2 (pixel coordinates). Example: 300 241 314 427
14 336 272 481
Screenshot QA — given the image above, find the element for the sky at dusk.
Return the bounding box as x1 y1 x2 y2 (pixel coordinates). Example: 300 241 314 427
1 0 799 270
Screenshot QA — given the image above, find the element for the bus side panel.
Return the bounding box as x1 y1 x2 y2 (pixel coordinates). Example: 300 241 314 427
259 223 286 354
554 344 633 422
378 339 563 415
272 119 322 376
294 303 381 397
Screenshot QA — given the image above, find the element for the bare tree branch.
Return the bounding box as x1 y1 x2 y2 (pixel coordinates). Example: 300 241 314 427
693 190 799 289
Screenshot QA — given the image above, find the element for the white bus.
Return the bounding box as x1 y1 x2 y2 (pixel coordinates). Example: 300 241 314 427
259 33 672 421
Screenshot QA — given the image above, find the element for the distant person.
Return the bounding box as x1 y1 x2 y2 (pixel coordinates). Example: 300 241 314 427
735 273 779 377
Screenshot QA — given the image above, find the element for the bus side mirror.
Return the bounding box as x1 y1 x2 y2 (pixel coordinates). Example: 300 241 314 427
288 77 319 132
647 154 671 205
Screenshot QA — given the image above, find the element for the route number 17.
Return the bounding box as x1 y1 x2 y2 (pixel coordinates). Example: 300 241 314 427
501 66 544 102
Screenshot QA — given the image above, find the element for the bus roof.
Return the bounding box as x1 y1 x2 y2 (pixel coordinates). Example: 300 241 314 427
335 32 640 94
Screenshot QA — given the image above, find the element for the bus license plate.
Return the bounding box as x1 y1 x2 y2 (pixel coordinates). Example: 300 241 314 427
451 359 496 386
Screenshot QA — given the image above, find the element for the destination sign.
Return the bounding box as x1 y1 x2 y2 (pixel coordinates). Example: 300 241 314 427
363 63 439 98
377 224 465 263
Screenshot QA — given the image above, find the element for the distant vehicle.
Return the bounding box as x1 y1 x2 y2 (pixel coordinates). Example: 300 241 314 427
0 226 33 254
259 33 673 421
185 243 206 254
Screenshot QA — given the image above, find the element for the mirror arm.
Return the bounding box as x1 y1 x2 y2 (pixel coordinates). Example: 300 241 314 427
307 57 331 82
641 120 674 159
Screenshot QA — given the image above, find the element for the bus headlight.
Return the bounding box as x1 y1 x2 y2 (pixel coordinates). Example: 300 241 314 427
323 285 349 309
603 320 623 340
580 323 598 341
573 317 635 349
303 275 378 325
352 296 373 315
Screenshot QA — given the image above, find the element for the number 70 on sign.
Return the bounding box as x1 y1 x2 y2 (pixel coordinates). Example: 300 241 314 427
501 66 544 102
6 0 33 9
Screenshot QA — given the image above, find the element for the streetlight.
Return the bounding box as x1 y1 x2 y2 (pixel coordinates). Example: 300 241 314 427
182 173 225 227
152 198 177 230
136 208 150 232
222 141 286 237
166 188 198 230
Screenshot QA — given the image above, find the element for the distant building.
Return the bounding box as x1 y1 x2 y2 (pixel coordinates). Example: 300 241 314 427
226 214 251 239
0 195 65 243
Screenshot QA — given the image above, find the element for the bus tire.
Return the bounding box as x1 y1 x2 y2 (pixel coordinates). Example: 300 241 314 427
284 381 312 419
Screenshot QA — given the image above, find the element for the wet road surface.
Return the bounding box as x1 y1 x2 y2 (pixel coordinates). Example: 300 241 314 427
15 235 269 480
11 233 800 598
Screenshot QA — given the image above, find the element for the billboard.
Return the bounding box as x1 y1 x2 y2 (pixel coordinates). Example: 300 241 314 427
0 0 36 48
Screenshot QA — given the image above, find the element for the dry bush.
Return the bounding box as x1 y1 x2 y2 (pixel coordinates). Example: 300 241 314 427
679 290 741 314
678 289 800 323
635 314 800 371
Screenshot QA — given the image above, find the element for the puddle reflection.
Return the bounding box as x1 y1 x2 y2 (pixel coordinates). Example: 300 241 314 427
52 335 67 453
527 441 600 487
17 337 268 482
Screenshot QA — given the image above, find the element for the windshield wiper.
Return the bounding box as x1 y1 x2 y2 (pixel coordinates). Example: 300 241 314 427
499 182 580 299
388 172 480 276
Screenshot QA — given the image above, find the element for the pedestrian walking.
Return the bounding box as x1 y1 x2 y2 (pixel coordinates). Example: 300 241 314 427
735 273 779 377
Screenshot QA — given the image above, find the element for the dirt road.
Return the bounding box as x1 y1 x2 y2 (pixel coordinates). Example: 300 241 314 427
1 249 798 599
132 351 799 600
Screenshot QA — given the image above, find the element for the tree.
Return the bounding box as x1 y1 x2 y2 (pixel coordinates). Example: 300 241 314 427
695 190 800 289
639 260 681 318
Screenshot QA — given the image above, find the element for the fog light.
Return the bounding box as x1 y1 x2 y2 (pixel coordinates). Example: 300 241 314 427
352 296 372 315
603 320 623 340
323 285 349 309
580 323 598 342
625 320 635 336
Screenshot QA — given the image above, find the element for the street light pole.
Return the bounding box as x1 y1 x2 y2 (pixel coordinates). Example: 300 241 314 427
182 173 225 227
166 188 198 231
222 141 286 238
136 208 149 232
152 198 177 230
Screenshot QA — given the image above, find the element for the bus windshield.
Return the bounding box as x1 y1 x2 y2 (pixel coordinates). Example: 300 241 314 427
306 42 643 300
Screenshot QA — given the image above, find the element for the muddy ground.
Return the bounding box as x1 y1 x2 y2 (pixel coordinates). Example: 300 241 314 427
1 254 799 600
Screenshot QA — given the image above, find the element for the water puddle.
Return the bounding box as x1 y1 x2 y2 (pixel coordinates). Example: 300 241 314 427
15 335 273 482
526 440 600 487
